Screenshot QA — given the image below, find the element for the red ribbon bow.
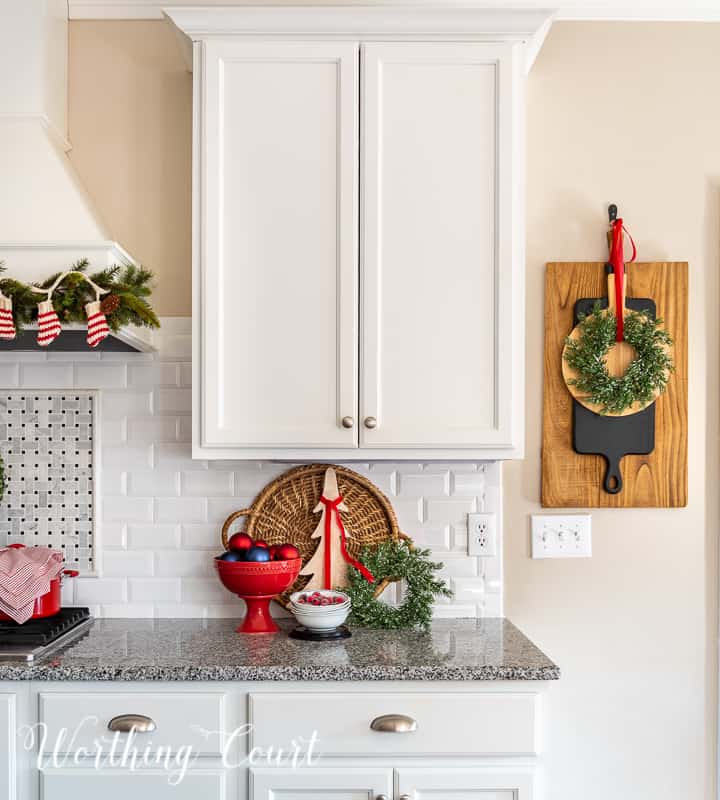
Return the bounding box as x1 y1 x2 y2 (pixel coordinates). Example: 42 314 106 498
608 218 637 341
319 495 375 587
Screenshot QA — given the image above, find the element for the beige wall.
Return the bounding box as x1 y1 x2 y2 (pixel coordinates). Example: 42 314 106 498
68 20 717 799
68 21 192 315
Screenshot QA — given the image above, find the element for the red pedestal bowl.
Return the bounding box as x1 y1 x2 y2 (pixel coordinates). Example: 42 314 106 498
214 557 302 634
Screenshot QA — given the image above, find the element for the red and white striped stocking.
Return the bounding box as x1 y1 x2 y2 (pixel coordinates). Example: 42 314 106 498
85 300 109 348
0 292 15 340
36 300 62 347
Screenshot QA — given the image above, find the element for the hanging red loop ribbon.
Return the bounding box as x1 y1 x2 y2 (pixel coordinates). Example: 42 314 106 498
608 218 637 341
319 495 375 587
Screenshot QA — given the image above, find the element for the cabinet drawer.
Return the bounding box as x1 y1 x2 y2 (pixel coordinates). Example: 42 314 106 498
41 769 225 799
250 691 539 757
39 692 226 756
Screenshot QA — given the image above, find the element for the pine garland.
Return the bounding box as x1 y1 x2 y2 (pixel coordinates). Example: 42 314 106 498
0 454 4 504
345 540 452 630
563 302 673 415
0 260 160 333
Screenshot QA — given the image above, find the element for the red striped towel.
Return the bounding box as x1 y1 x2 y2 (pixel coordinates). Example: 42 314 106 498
0 547 63 624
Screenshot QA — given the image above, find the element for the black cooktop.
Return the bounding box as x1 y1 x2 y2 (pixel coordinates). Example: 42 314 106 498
0 607 91 645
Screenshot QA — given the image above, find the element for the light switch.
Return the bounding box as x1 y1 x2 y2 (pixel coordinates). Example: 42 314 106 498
531 514 592 559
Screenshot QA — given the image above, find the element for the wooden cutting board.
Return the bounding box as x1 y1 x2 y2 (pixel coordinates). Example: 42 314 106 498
542 262 688 508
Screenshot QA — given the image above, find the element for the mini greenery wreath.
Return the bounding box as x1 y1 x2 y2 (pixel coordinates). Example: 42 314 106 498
564 302 673 415
345 540 452 630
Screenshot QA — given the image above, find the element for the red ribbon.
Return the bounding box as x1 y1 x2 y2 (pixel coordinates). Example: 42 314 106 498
319 495 375 587
608 218 637 341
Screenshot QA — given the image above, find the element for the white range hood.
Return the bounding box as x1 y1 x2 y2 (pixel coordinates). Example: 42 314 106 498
0 0 150 351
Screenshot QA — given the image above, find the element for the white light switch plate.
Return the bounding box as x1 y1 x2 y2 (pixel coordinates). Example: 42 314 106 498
531 514 592 559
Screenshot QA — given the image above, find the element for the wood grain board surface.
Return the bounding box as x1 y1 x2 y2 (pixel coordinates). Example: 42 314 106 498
542 262 688 508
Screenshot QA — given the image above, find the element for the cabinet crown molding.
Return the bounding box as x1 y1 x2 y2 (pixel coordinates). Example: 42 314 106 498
164 4 554 43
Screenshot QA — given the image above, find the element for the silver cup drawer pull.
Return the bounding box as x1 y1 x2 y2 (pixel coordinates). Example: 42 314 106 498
370 713 418 733
107 714 157 733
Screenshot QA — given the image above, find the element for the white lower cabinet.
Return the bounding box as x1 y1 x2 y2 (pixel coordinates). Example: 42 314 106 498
41 768 226 799
0 682 546 800
397 767 534 799
251 766 393 800
251 767 533 800
0 694 16 800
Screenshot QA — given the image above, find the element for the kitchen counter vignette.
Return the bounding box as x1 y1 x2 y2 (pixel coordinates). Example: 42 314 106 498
0 618 558 681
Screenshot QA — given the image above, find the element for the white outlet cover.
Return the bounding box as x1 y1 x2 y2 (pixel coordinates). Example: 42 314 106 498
467 512 497 557
531 514 592 559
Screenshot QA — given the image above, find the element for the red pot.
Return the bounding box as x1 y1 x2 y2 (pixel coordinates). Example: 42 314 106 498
0 544 79 621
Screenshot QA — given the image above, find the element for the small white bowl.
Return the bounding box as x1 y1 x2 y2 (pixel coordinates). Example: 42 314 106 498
291 604 351 631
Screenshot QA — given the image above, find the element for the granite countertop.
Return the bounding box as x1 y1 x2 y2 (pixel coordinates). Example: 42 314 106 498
0 618 559 681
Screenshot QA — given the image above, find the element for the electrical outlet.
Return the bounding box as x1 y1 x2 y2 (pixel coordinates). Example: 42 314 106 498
531 514 592 559
467 513 497 557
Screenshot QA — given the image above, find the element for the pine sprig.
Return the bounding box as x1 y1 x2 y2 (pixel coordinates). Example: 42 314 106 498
0 260 159 333
345 540 452 630
564 302 673 414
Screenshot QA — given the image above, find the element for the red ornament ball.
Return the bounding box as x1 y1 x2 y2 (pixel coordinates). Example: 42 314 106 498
253 540 269 549
274 543 300 561
228 532 253 553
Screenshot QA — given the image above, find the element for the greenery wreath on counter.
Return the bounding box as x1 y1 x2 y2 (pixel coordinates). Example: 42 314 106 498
345 540 452 630
563 302 673 415
0 259 159 332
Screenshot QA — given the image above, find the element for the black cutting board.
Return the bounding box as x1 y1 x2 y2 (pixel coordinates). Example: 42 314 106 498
572 296 656 494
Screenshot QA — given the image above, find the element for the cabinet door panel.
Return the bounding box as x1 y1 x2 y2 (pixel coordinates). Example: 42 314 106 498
200 41 359 447
361 43 521 449
397 767 534 800
0 695 15 800
251 766 392 800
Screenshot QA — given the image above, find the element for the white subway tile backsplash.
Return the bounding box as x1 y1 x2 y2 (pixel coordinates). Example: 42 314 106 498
156 387 191 413
397 471 450 497
182 471 234 497
0 363 19 386
103 444 152 469
127 416 179 443
75 362 127 389
101 523 126 550
103 496 153 523
20 362 73 388
2 318 502 619
155 442 206 469
155 496 207 524
127 362 179 387
102 551 154 577
102 390 153 418
74 577 126 605
426 498 477 526
129 578 181 603
181 524 220 550
154 551 213 578
127 524 180 550
127 470 180 497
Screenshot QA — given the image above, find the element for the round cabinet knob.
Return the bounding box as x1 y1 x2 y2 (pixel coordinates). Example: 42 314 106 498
341 416 355 429
364 416 378 429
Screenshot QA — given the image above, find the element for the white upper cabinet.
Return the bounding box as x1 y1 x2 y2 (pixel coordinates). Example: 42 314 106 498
361 43 520 450
173 4 543 460
198 41 359 449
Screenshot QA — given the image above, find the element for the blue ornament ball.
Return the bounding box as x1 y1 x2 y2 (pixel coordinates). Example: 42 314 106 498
218 551 243 562
245 546 271 563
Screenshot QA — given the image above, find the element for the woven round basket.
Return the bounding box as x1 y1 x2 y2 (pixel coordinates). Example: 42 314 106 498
221 464 409 608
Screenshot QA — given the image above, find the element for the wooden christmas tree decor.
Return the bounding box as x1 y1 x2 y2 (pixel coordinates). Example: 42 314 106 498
300 467 375 591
